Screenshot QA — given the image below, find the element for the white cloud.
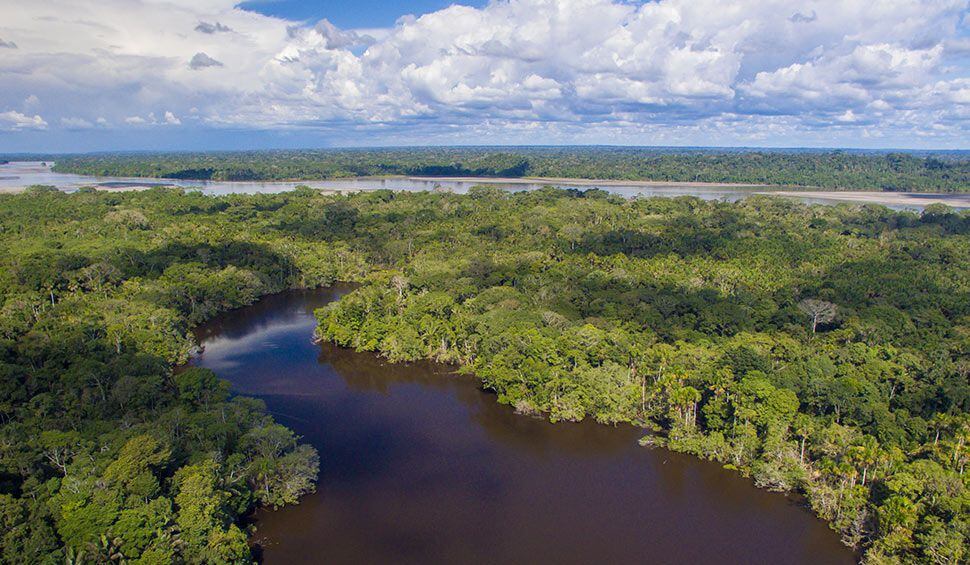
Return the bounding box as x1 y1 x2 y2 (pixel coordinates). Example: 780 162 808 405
0 110 47 130
124 111 182 126
0 0 966 146
23 94 40 111
836 110 858 123
744 43 945 104
313 18 375 50
60 117 94 129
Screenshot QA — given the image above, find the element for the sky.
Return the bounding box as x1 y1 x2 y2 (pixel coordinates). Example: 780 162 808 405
0 0 968 153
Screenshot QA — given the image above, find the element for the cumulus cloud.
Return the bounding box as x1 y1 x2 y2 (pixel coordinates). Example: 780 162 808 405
742 42 947 119
123 111 182 126
60 117 94 129
836 110 859 123
189 52 223 70
313 19 375 50
195 21 231 34
0 110 47 130
0 0 966 146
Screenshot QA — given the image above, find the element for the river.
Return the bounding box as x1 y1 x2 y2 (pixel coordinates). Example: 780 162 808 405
3 161 967 210
188 287 856 565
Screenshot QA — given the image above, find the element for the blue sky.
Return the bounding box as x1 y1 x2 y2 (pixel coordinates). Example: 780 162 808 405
0 0 967 153
238 0 488 29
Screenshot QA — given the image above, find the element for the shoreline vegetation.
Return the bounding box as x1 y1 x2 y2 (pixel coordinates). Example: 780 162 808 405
4 181 970 211
310 188 968 564
0 188 368 563
42 147 970 193
0 184 967 563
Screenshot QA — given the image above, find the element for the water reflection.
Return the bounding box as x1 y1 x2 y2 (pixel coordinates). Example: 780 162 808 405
2 161 754 201
190 288 855 565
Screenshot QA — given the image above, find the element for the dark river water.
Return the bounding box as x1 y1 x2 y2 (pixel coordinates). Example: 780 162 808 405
189 287 855 565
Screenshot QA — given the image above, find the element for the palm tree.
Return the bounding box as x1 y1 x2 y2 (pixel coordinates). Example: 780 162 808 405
848 435 880 487
670 385 701 429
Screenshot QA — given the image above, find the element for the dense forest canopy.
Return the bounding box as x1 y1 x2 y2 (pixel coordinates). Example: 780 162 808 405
0 185 968 564
310 188 969 564
0 187 370 563
41 147 970 192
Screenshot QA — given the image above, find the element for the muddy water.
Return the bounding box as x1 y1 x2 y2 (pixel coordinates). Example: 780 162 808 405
190 287 855 565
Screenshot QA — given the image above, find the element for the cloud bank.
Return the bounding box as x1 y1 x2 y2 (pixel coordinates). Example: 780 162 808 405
0 0 967 148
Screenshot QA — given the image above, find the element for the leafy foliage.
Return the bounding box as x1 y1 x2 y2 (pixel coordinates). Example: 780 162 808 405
0 187 372 562
2 184 968 563
312 188 970 563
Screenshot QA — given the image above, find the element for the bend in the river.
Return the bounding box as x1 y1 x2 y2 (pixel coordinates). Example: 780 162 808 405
189 287 856 565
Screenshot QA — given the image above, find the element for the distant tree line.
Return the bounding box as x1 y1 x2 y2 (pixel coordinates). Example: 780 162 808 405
45 147 970 192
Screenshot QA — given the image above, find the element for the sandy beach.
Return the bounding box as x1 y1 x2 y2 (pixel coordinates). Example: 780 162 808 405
760 190 970 208
408 175 769 188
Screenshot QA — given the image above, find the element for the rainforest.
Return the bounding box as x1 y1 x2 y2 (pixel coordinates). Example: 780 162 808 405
0 185 967 564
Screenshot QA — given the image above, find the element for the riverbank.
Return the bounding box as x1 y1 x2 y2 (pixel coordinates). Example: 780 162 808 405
2 161 967 209
760 190 970 208
409 175 770 189
6 179 966 210
191 287 855 565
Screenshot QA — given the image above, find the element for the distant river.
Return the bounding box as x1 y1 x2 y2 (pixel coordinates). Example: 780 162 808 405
188 287 856 565
4 161 966 211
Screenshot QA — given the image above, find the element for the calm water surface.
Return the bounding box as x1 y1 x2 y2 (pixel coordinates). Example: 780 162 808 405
0 161 754 201
10 160 967 210
189 287 855 565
